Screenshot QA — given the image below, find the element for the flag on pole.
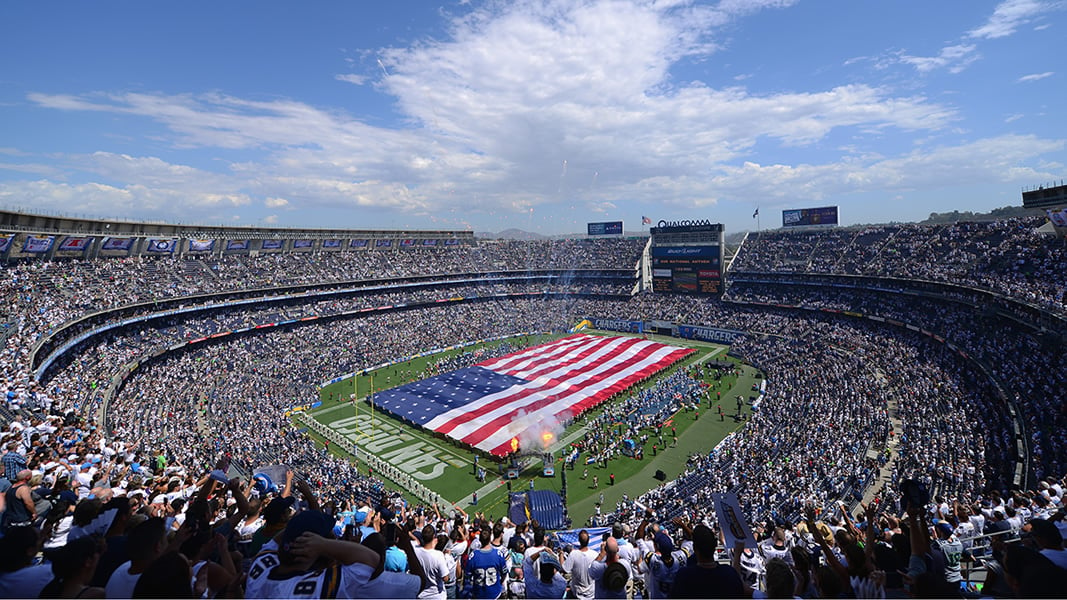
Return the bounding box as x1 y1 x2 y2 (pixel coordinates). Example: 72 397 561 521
642 216 652 225
752 208 759 219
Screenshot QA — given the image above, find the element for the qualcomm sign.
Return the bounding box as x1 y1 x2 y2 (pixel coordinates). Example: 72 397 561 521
657 219 715 227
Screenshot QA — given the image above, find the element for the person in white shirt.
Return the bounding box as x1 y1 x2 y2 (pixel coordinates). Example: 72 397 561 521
563 530 599 600
414 524 449 600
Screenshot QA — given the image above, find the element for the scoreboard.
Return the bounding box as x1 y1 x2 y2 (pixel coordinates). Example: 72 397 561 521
651 246 721 294
649 221 724 296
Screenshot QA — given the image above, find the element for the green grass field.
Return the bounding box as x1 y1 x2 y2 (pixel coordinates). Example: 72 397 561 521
298 331 762 524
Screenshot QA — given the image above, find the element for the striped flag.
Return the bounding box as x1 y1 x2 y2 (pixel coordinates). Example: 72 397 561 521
371 334 694 456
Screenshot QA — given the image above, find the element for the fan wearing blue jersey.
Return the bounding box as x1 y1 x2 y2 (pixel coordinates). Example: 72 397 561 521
463 529 508 599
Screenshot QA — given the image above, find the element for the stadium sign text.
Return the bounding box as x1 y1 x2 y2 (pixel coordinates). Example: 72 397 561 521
677 324 745 344
591 318 644 333
657 219 714 227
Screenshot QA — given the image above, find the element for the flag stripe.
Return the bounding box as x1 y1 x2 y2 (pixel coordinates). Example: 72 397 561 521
478 334 592 373
442 338 667 443
476 345 693 455
425 336 646 435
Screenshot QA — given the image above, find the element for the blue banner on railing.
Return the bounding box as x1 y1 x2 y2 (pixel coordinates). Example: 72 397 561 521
677 324 745 344
323 239 342 248
188 239 215 252
58 236 92 251
226 240 250 251
293 239 313 249
101 237 133 251
262 239 284 249
0 235 12 253
145 238 176 253
23 235 55 253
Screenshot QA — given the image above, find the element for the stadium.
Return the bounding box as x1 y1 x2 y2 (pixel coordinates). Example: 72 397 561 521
1 196 1066 598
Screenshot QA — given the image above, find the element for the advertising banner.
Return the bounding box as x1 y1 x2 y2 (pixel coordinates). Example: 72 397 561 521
677 324 745 344
782 206 839 227
23 235 55 253
587 221 623 236
102 237 134 251
589 317 644 333
145 239 176 253
58 236 92 251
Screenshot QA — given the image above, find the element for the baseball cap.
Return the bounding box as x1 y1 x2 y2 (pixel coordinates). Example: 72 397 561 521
539 551 564 572
263 496 296 524
281 510 335 551
654 532 675 555
935 522 954 537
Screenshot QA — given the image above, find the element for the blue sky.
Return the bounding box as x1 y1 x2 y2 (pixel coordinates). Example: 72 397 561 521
0 0 1063 234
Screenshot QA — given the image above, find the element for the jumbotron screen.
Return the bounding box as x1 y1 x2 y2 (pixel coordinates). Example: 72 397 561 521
649 221 724 296
651 245 722 295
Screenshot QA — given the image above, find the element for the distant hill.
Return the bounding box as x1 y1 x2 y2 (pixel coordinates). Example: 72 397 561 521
919 205 1043 224
475 228 548 240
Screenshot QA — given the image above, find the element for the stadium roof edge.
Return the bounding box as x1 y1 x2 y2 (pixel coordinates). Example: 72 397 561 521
0 208 473 239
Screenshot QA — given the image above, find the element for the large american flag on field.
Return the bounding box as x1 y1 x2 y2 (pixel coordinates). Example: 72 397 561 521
371 334 694 456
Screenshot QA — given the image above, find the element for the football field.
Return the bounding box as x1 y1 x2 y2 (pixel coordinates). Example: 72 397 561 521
298 331 761 523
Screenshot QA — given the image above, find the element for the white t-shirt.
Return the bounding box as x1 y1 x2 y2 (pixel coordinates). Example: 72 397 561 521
352 570 422 599
563 548 598 600
414 546 450 600
105 560 142 599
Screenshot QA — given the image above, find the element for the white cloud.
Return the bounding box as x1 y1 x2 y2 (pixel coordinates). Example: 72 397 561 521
898 44 979 74
968 0 1053 39
694 135 1064 204
264 215 279 224
11 0 1062 230
1017 71 1053 82
334 73 367 85
1005 113 1024 122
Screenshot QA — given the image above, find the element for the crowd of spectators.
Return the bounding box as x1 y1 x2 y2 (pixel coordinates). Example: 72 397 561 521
2 220 1067 596
731 216 1067 317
